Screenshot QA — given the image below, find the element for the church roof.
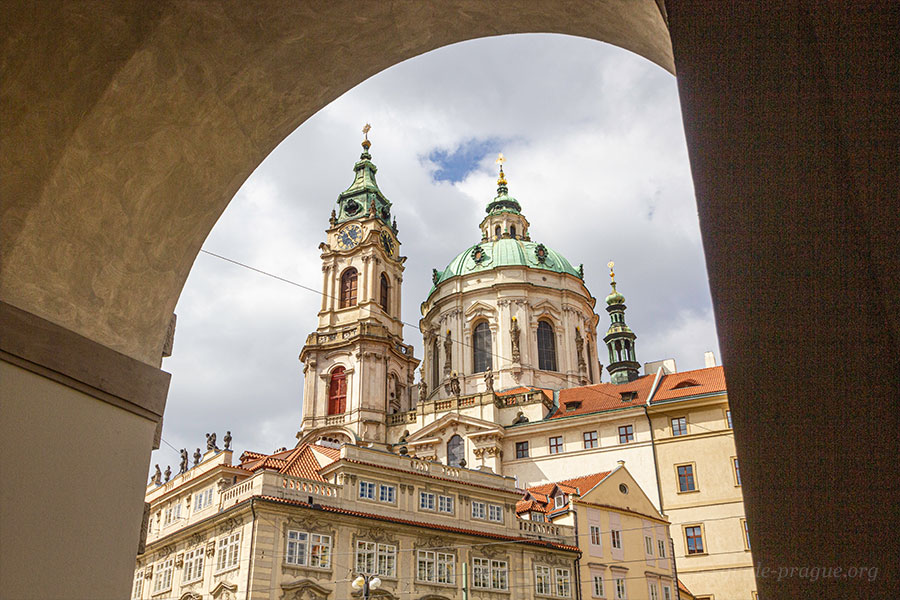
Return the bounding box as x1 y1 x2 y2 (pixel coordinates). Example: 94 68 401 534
431 238 581 291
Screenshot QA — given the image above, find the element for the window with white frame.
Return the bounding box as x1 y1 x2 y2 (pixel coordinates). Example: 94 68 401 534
491 560 509 590
554 494 566 509
663 584 672 600
649 580 660 600
614 575 627 599
555 568 571 597
379 484 396 503
419 491 436 511
309 533 331 568
471 501 486 519
590 525 603 547
592 574 604 598
356 540 396 577
611 529 622 550
488 504 503 522
359 480 376 500
132 570 143 599
473 557 491 588
163 502 181 526
658 539 666 558
216 532 240 572
417 550 454 584
286 530 308 565
532 511 546 522
438 494 454 513
535 565 552 595
645 535 654 555
182 546 205 584
194 487 214 511
153 558 173 594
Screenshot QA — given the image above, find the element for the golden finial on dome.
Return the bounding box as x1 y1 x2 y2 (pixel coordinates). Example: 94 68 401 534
362 123 372 150
608 261 616 282
496 152 507 186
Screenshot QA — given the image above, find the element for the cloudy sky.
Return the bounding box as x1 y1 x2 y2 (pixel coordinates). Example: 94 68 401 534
151 34 718 473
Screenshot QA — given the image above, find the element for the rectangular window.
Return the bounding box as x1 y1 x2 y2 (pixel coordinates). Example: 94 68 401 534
742 519 751 550
555 568 571 597
516 441 529 459
615 576 627 599
535 565 552 594
491 560 508 590
163 502 181 526
645 535 654 555
554 494 566 509
618 425 634 444
194 487 214 511
132 571 143 599
663 585 672 600
649 581 660 600
658 539 666 558
590 525 602 547
532 511 546 522
726 409 732 428
488 504 503 522
438 495 454 513
583 430 598 449
216 532 240 572
379 484 396 503
592 574 604 597
417 551 454 584
611 529 622 550
733 457 742 486
473 557 491 589
471 501 486 520
359 480 376 500
549 436 563 454
677 464 696 492
419 491 436 511
685 525 705 554
286 530 309 565
182 546 205 584
356 540 376 575
377 543 397 577
153 558 173 594
309 533 331 568
671 417 687 436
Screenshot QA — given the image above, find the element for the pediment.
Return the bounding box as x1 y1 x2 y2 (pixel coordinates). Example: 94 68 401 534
464 300 497 320
406 413 503 443
210 581 238 599
281 578 332 599
530 299 561 320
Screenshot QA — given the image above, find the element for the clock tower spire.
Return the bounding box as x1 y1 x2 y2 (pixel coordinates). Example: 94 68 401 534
298 127 419 448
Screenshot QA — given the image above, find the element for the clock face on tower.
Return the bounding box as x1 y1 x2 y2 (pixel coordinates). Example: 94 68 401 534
335 224 362 250
380 231 396 258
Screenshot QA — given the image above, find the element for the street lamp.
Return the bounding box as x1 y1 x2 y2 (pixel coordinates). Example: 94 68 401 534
351 574 382 599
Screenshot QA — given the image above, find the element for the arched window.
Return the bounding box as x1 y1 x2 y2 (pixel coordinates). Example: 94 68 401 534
380 273 389 313
494 225 501 239
432 337 441 389
328 367 347 415
510 225 517 238
472 321 492 373
537 321 557 371
339 268 358 308
447 435 464 467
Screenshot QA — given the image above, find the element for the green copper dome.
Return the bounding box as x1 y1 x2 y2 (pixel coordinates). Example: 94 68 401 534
430 238 582 292
332 138 393 228
606 282 626 306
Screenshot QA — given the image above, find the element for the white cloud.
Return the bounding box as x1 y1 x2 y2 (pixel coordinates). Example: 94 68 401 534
152 34 718 473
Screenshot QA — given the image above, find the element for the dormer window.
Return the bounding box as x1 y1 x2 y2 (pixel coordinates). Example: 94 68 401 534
532 512 546 522
554 494 566 509
619 391 637 403
564 400 582 412
672 379 700 389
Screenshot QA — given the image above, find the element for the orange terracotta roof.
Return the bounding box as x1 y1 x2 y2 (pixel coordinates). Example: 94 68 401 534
678 579 694 596
254 495 580 553
238 443 340 482
518 471 612 514
653 366 726 402
549 375 656 418
496 386 553 401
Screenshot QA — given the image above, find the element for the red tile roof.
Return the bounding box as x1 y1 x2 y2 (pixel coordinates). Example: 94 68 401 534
653 366 726 402
549 375 656 418
238 443 340 482
254 495 580 553
516 472 612 514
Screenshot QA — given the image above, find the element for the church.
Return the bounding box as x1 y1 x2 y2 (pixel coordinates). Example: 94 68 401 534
132 134 754 600
292 133 755 598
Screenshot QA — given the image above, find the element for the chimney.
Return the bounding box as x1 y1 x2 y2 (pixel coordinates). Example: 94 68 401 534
704 351 716 368
616 460 625 467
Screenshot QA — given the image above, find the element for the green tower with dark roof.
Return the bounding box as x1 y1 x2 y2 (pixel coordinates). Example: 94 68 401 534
331 126 395 231
603 262 640 384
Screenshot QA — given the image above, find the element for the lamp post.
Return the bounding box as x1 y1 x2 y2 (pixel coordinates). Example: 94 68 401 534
351 574 382 599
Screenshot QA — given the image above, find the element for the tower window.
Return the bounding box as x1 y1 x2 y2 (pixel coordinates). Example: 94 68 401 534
340 268 358 308
495 225 501 239
510 225 517 238
473 321 492 373
447 435 464 467
432 338 441 390
537 321 557 371
380 273 389 313
328 367 347 415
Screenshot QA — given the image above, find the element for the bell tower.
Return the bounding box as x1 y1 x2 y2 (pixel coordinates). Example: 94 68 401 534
603 262 640 384
298 126 419 447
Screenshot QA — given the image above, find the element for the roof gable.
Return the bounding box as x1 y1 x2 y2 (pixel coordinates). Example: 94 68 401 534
405 413 503 444
652 366 726 402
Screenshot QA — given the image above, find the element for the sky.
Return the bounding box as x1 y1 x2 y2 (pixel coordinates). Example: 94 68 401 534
150 33 718 475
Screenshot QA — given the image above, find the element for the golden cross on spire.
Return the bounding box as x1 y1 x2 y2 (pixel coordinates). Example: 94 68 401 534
362 123 371 139
607 261 616 281
495 152 505 166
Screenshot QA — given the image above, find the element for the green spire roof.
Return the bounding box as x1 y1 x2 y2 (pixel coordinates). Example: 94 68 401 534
332 135 392 227
485 164 522 215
